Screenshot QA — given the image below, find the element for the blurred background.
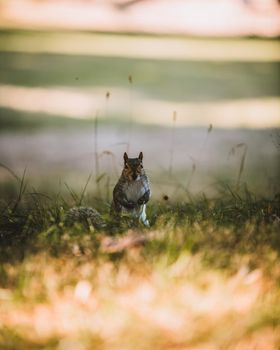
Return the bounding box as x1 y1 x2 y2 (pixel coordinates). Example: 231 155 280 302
0 0 279 200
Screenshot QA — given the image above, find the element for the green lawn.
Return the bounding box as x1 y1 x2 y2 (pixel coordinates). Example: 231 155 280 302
0 30 279 105
0 51 279 103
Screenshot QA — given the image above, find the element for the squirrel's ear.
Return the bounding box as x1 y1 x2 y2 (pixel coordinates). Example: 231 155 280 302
138 152 143 161
123 152 128 163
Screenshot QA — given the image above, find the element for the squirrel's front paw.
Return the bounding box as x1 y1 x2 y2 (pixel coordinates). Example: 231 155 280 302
138 190 150 205
137 197 145 205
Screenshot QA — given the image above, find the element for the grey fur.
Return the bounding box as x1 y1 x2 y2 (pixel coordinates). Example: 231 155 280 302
111 153 151 226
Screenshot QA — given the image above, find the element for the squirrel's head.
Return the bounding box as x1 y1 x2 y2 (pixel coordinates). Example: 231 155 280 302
122 152 144 181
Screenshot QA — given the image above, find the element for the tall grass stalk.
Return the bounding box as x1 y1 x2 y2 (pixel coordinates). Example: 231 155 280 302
64 182 79 204
94 110 101 197
64 173 92 206
79 173 93 206
229 143 248 191
201 123 213 152
197 123 214 178
127 75 133 153
169 111 177 178
12 167 27 213
186 156 196 190
99 150 118 177
236 143 248 190
98 150 118 203
105 91 110 120
0 162 20 182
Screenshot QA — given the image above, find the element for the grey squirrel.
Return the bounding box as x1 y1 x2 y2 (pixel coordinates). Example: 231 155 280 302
65 152 151 228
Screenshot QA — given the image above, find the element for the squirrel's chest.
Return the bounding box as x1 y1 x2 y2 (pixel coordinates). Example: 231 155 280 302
123 180 146 202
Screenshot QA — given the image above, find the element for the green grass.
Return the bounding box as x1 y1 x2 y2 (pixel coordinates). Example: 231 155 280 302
0 172 280 349
0 51 279 103
1 185 279 264
0 30 279 105
0 107 90 131
0 107 136 131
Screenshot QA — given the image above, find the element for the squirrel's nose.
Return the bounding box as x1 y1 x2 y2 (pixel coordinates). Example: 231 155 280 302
132 174 137 180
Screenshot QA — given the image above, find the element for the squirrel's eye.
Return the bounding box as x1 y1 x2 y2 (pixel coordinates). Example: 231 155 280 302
125 164 129 169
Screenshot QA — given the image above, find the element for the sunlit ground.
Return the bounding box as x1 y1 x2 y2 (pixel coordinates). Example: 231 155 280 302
0 84 280 128
1 249 280 349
